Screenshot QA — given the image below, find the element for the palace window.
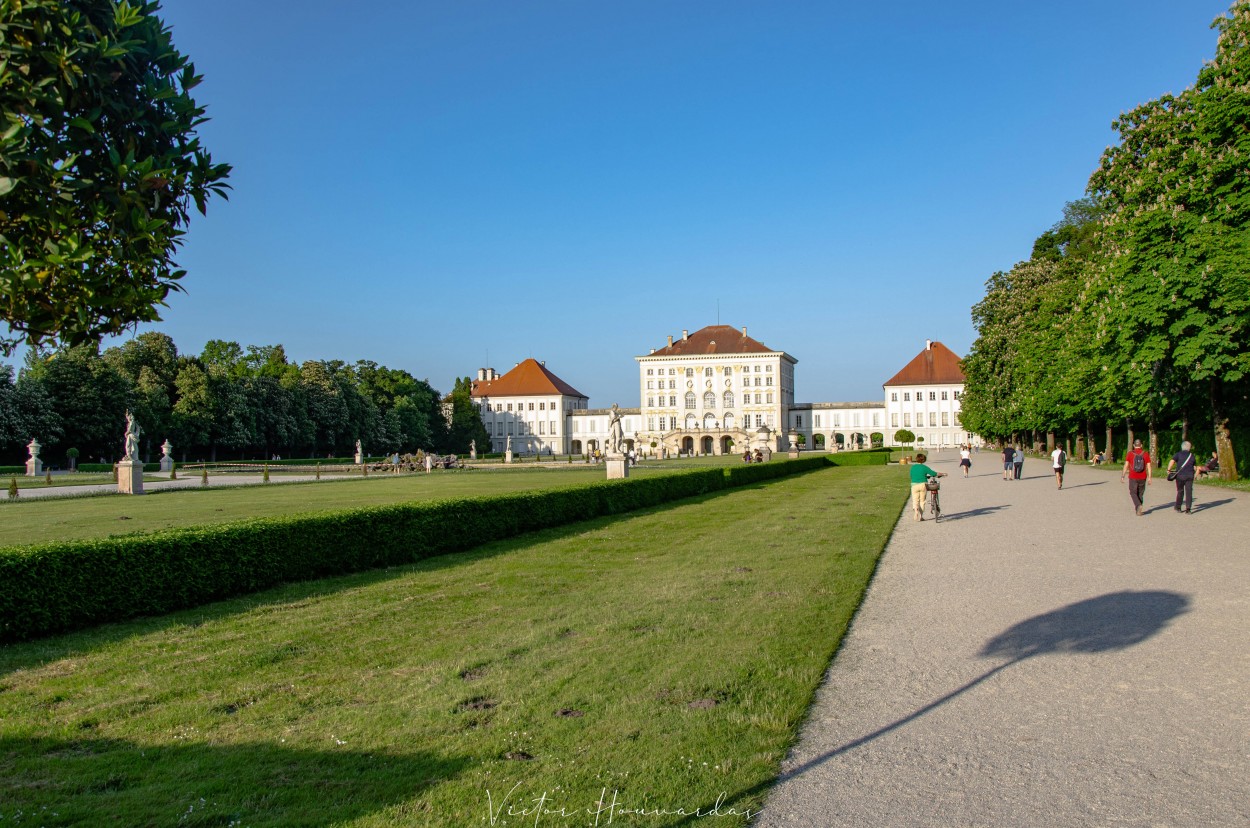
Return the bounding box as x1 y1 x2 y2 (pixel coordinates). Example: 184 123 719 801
833 413 841 427
723 391 734 408
941 391 948 400
685 392 696 409
647 381 653 389
668 380 676 389
766 393 773 403
903 393 910 402
796 415 803 428
529 402 535 410
648 417 655 430
539 422 545 434
954 413 961 427
668 369 675 375
659 417 668 430
765 365 772 372
669 396 676 406
815 415 821 428
685 368 694 378
892 413 898 428
647 397 654 407
766 377 773 387
891 392 897 402
754 365 761 372
507 403 513 411
872 413 880 427
703 391 715 408
941 412 949 427
723 366 733 375
647 369 654 375
929 413 937 427
954 390 962 400
903 414 911 427
929 392 936 401
705 367 713 377
753 393 760 404
754 377 761 387
755 415 764 427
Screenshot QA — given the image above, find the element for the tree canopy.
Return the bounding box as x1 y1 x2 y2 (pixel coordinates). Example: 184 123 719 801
0 0 231 355
959 2 1250 478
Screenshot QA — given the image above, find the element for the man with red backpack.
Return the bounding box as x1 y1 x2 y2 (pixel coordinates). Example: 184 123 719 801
1120 438 1152 515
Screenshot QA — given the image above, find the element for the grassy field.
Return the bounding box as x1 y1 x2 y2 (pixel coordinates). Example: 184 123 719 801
0 463 718 549
0 464 906 827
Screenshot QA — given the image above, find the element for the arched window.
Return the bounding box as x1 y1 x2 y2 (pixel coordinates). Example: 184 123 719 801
723 412 735 430
703 391 715 408
685 392 696 409
723 391 734 408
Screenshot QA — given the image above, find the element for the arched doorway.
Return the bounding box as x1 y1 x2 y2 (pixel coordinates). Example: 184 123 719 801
834 433 846 449
721 436 734 454
850 432 865 449
571 440 582 455
623 438 635 452
685 413 697 430
701 436 714 454
587 439 599 453
681 436 694 454
813 433 826 449
703 413 716 430
723 412 735 430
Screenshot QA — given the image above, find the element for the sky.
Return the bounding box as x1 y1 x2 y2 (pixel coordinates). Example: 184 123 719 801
3 0 1233 405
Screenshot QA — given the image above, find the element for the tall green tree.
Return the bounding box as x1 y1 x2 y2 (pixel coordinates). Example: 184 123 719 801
1 0 230 354
440 377 487 454
1088 2 1250 479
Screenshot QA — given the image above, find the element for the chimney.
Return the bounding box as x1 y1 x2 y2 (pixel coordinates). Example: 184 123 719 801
741 326 747 337
540 361 545 366
925 339 932 351
649 348 655 354
667 335 673 347
682 329 688 341
477 368 486 381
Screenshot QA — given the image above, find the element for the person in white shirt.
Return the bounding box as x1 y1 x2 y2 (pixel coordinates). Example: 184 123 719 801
959 445 971 478
1051 446 1067 489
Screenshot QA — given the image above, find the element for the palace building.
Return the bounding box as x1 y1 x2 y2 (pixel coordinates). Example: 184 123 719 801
471 329 978 456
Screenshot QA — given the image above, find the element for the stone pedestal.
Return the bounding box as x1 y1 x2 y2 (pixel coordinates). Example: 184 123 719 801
759 446 773 462
117 459 145 495
470 447 477 460
505 450 513 464
605 454 629 480
354 452 363 465
159 456 173 473
25 458 43 477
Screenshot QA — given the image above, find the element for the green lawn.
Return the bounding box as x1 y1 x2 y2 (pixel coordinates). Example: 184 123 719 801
0 465 906 827
0 464 703 549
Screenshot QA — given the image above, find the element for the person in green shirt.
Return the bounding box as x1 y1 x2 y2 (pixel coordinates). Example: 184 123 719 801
909 452 946 521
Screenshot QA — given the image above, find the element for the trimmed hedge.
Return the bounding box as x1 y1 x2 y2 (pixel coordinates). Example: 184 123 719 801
0 458 847 642
826 452 890 467
0 466 23 475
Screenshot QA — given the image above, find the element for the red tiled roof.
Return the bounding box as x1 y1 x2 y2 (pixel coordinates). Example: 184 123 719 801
471 358 587 399
642 325 775 357
883 341 966 387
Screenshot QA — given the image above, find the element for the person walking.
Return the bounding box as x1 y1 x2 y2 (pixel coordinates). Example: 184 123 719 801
1001 444 1014 481
959 445 971 478
1121 438 1152 515
1167 440 1198 514
908 452 946 521
1051 445 1067 489
1013 446 1024 480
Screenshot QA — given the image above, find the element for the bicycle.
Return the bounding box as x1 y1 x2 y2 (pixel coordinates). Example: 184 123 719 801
924 475 942 522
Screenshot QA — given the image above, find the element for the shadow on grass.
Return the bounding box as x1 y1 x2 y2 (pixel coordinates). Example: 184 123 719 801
666 590 1190 827
0 469 839 676
0 735 465 826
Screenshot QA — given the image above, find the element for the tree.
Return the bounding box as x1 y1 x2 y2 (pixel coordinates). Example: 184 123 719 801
0 0 231 355
1088 2 1250 479
22 344 129 459
440 377 487 453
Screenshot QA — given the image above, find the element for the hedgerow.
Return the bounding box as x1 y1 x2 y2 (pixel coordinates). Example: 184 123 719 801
0 457 873 641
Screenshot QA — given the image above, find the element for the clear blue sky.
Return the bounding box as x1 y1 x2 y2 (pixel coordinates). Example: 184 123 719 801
5 0 1232 405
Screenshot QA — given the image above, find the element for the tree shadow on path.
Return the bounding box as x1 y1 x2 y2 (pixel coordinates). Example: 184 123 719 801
666 590 1190 827
936 504 1009 522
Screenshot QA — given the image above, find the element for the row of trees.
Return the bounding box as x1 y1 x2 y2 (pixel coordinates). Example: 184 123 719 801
959 3 1250 480
0 333 489 465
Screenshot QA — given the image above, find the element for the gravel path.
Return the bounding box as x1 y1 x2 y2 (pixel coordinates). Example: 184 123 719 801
756 454 1250 827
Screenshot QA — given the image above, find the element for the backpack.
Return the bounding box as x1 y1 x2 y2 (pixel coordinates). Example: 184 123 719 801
1131 451 1146 474
1056 450 1066 468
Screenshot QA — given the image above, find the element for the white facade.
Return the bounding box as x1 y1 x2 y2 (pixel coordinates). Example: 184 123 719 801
635 326 797 455
883 386 977 449
567 409 644 456
788 402 889 450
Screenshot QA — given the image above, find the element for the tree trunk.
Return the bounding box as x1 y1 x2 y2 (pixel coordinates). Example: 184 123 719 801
1105 423 1114 462
1148 415 1158 469
1074 433 1086 460
1046 430 1055 453
1126 422 1134 456
210 443 218 463
1181 409 1190 443
1211 378 1238 481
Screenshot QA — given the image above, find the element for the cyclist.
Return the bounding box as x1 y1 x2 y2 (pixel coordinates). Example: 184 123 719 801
910 452 947 521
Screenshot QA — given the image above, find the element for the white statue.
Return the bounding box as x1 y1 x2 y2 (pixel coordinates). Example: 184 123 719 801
607 404 624 455
506 435 512 451
124 411 142 462
470 439 476 453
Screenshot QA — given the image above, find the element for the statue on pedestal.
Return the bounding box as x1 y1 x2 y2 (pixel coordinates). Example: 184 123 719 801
606 404 624 455
26 438 43 477
160 439 174 473
124 411 142 462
